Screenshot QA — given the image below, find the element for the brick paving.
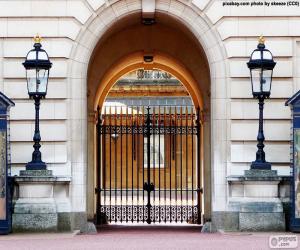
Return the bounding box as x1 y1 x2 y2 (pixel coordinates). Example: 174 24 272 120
0 225 299 250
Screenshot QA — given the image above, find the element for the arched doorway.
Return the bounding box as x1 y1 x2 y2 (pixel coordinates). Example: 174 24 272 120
96 68 201 224
68 2 228 226
86 12 212 224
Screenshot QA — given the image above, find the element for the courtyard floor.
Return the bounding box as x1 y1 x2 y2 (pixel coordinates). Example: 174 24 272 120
0 225 299 250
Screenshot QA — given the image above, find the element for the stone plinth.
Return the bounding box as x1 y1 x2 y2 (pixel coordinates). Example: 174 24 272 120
12 170 71 232
227 169 290 232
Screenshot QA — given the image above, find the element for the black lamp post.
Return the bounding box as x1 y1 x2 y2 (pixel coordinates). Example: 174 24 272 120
23 35 52 170
247 36 276 170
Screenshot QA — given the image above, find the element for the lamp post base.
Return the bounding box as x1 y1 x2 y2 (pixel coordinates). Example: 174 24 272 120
26 161 47 171
250 161 271 170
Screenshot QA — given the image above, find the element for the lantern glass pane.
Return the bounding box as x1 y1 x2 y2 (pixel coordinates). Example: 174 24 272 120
38 51 48 60
263 50 272 60
36 69 48 94
27 50 36 60
250 68 261 94
262 69 272 93
251 50 261 60
26 69 37 94
26 68 49 95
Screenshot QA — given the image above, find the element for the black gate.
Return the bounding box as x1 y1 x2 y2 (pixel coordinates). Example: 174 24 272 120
96 106 202 224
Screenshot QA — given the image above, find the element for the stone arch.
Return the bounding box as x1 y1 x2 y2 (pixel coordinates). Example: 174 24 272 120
67 0 229 221
93 52 203 110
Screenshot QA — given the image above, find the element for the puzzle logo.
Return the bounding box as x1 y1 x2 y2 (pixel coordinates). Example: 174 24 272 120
269 235 298 249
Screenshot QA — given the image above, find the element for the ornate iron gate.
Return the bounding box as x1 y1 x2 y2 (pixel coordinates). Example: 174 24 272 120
96 106 202 224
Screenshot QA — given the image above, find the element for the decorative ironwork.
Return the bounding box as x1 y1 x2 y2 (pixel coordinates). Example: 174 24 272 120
96 106 202 224
100 205 199 224
100 126 198 135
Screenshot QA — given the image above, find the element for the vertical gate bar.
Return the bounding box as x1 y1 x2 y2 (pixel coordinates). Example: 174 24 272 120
114 106 117 222
174 107 178 223
133 111 136 162
169 106 172 223
137 106 140 223
131 106 134 223
172 119 175 160
191 108 194 223
126 106 129 223
164 106 167 223
120 107 123 223
96 106 101 225
109 106 112 223
152 107 156 223
146 106 151 224
103 107 107 215
185 106 188 223
158 106 161 223
196 107 201 224
142 106 145 223
180 106 183 223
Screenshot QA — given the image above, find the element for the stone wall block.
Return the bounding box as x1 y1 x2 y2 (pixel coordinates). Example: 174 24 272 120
86 0 105 11
239 212 285 231
13 214 58 232
192 0 210 11
244 181 279 198
67 1 92 24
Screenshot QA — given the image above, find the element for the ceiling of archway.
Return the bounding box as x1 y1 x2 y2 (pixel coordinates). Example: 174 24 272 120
87 12 210 111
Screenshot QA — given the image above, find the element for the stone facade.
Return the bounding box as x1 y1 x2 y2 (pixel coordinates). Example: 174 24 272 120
0 0 296 231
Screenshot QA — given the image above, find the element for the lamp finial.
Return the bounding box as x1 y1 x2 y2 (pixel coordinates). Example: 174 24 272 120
33 34 42 44
259 35 265 44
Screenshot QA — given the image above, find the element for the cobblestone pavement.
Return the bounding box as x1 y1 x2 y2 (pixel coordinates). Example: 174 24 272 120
0 225 299 250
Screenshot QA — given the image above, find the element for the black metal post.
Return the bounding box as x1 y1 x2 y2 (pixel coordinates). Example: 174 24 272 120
96 106 102 225
251 96 271 170
26 95 46 170
144 107 154 224
196 107 201 224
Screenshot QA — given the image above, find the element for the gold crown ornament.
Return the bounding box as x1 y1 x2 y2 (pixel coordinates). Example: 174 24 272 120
33 34 42 44
258 35 265 44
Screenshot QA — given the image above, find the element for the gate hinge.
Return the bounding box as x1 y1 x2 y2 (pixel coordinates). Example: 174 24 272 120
95 187 101 194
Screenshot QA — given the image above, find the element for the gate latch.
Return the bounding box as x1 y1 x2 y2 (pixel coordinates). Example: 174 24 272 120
143 182 155 192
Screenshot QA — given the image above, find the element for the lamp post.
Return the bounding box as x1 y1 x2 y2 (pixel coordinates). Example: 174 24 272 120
23 35 52 170
247 36 276 170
